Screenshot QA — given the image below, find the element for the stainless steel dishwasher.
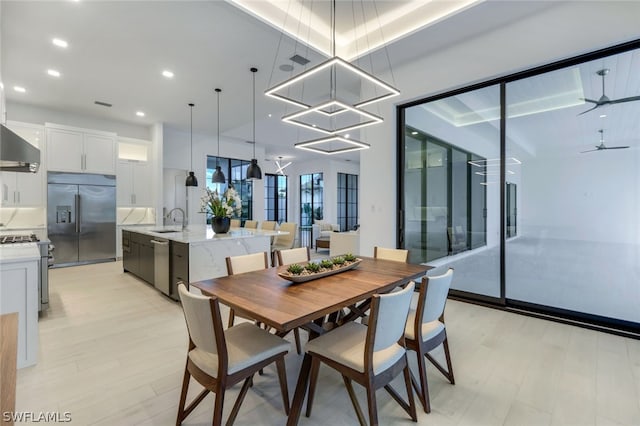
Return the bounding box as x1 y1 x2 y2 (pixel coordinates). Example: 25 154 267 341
150 238 170 296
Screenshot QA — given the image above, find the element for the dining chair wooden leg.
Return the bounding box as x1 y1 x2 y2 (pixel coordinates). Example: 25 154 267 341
425 348 453 384
228 309 235 328
175 365 191 425
443 337 455 384
276 358 290 415
227 377 252 426
366 381 379 426
415 346 431 413
293 329 302 355
403 365 418 421
305 357 321 417
212 385 225 426
342 375 367 426
382 367 417 421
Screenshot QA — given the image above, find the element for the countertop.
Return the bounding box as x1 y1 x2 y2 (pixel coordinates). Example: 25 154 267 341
0 243 40 263
122 225 287 244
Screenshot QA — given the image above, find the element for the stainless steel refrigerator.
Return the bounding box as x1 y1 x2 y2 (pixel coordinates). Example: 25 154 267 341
47 172 116 266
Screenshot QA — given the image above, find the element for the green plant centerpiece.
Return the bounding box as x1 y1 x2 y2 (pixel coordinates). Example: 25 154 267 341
320 259 334 269
305 262 321 273
278 253 362 283
287 264 304 275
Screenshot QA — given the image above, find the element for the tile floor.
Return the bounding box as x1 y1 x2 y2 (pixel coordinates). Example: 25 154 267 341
14 261 640 425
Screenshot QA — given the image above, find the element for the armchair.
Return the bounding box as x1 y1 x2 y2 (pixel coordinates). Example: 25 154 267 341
311 220 340 243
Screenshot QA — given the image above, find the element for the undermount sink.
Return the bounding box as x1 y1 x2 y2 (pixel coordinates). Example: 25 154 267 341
150 229 181 233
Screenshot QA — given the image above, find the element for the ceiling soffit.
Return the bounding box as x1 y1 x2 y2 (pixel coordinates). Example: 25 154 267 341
228 0 483 61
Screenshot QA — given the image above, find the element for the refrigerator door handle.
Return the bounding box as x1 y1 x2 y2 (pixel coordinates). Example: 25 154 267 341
75 193 80 233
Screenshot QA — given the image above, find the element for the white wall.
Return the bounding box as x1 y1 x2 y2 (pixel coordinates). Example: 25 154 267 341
0 2 5 125
521 152 638 244
359 1 640 257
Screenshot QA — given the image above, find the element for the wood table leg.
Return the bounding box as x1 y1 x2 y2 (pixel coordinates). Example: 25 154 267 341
287 353 312 426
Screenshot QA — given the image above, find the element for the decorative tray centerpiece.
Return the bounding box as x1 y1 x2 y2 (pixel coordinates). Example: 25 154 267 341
278 253 362 283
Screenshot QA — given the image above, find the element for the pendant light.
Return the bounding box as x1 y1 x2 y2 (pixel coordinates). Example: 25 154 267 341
185 103 198 187
246 67 262 180
211 88 226 184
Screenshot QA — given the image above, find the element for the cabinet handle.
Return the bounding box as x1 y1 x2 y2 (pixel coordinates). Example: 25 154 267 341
130 194 134 205
2 184 7 201
16 191 20 204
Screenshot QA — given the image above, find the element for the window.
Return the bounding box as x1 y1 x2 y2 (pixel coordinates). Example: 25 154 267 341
299 173 323 227
206 156 253 223
337 173 358 231
265 173 287 222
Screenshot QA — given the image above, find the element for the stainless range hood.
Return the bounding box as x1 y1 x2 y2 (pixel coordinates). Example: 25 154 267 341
0 124 40 172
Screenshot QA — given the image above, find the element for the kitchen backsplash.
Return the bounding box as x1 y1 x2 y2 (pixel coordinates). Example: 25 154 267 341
117 207 156 225
0 207 46 229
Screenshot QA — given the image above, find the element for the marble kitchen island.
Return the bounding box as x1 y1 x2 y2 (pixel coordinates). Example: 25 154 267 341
121 225 285 299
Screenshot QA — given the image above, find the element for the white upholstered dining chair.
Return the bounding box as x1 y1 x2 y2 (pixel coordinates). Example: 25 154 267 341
404 268 455 413
243 220 258 229
225 252 269 327
176 284 290 425
276 246 310 267
374 246 409 263
225 251 302 355
304 282 417 425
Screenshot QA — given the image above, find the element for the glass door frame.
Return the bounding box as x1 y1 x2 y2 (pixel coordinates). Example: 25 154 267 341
396 38 640 335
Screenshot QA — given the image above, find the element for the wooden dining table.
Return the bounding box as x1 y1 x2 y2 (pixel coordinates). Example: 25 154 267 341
191 256 431 425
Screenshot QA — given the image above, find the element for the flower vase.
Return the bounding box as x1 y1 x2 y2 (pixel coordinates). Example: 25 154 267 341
211 217 231 234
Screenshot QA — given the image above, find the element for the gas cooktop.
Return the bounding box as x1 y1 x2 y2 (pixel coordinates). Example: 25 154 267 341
0 234 40 244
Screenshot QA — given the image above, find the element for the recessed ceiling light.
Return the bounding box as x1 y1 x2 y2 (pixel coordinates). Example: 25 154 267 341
52 38 68 48
47 69 61 77
344 134 350 139
599 114 607 118
14 86 26 93
162 70 174 78
136 111 145 117
411 131 418 135
268 114 272 118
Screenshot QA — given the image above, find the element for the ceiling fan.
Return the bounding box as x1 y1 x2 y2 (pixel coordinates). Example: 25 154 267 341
578 68 640 115
275 156 292 175
580 129 629 153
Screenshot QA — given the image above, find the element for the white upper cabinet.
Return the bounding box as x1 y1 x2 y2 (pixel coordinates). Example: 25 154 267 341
46 124 116 174
116 138 154 207
1 121 45 207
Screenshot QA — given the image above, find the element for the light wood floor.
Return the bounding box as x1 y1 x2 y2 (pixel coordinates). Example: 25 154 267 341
15 261 640 425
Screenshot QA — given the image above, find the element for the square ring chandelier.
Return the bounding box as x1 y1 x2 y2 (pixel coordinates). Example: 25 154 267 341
264 0 400 155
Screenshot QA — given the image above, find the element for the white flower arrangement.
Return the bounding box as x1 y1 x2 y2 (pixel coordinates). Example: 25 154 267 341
200 186 242 218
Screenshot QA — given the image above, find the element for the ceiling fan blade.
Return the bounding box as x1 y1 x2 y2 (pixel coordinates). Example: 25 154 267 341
577 104 599 116
580 149 600 153
602 146 630 150
581 98 600 105
608 95 640 105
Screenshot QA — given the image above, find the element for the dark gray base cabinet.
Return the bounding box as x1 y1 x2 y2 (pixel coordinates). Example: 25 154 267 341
170 241 189 300
122 230 154 285
123 230 188 301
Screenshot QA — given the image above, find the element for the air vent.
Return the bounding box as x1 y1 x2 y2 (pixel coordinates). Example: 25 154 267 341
289 54 310 66
94 101 112 107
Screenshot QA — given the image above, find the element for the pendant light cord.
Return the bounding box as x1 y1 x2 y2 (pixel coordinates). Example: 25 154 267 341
189 103 194 171
215 89 221 165
251 67 257 158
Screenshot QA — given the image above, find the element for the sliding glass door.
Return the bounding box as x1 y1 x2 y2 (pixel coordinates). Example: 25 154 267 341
402 84 500 298
399 40 640 329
